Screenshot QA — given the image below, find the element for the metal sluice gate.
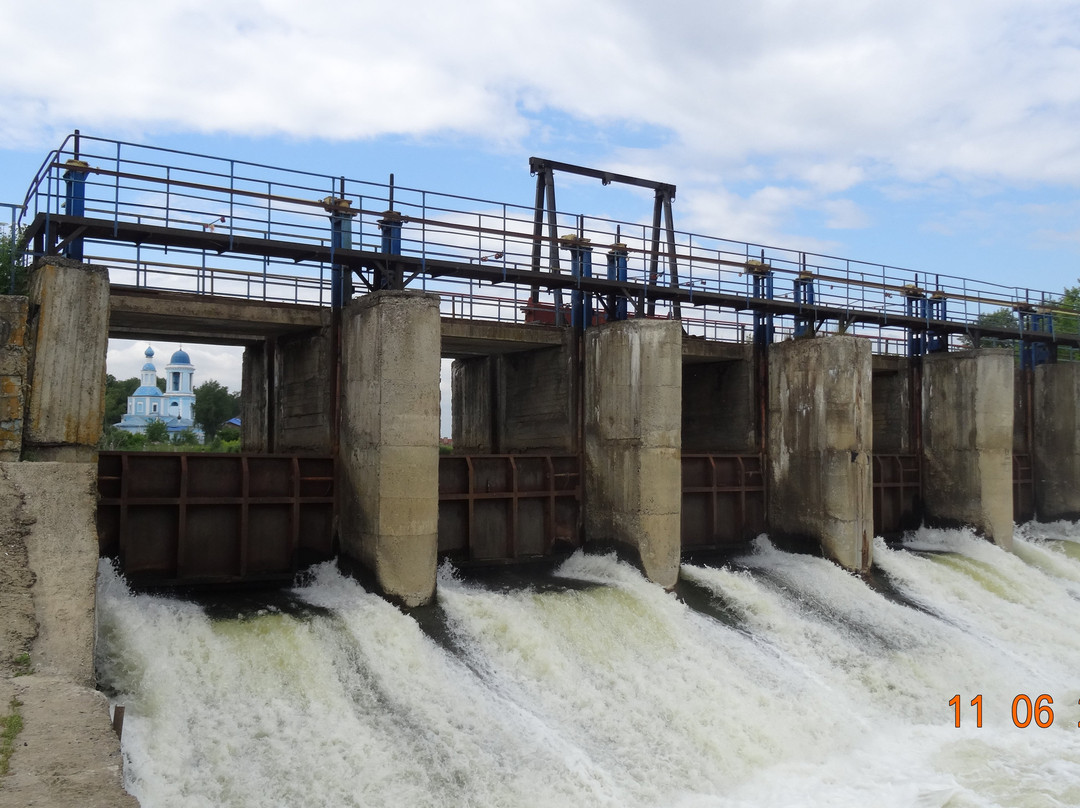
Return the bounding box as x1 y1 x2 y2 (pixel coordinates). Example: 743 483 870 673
98 452 586 585
97 452 336 586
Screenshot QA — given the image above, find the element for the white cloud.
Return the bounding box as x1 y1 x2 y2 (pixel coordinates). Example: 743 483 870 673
5 0 1080 286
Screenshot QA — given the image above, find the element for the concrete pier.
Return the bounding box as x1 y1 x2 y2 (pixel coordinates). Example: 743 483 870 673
339 291 441 607
767 336 873 571
584 319 682 588
921 349 1014 548
1033 362 1080 520
24 258 109 461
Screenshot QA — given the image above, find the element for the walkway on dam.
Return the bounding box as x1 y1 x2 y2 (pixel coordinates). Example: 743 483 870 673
13 132 1080 354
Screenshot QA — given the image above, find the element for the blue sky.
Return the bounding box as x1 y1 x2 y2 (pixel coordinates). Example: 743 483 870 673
3 0 1080 398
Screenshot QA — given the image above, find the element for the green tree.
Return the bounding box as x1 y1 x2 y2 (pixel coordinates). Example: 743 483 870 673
964 307 1018 349
0 226 28 296
1055 284 1080 340
103 375 140 426
193 380 240 441
145 420 168 443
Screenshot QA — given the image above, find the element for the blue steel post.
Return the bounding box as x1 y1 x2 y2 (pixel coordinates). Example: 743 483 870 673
904 287 927 357
62 159 90 261
606 242 629 321
927 293 947 353
746 261 774 346
322 196 357 309
377 210 405 290
1020 309 1053 369
561 234 593 331
793 271 815 337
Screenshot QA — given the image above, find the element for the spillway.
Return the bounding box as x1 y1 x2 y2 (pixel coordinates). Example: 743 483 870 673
95 525 1080 807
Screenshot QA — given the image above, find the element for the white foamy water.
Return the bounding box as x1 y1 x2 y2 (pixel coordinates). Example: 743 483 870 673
96 524 1080 807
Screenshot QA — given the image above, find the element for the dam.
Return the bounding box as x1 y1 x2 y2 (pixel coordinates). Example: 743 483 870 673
3 132 1080 603
4 131 1080 805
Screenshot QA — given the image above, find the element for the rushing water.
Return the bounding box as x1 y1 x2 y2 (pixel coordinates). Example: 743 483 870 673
96 524 1080 807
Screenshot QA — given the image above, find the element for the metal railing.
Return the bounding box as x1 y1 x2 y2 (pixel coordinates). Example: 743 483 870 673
16 132 1080 350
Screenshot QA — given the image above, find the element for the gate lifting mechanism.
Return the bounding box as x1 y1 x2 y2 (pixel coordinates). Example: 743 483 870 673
529 157 679 327
744 258 774 347
61 131 89 262
324 174 406 309
1016 305 1055 369
904 284 948 357
793 257 816 338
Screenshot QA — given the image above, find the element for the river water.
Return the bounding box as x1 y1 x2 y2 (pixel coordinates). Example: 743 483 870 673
96 524 1080 807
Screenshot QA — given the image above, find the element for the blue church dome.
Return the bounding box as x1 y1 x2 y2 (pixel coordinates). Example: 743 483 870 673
133 385 163 397
144 345 154 358
141 362 156 371
170 349 191 365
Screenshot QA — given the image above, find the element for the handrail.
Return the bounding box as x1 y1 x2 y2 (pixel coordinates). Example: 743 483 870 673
15 132 1080 347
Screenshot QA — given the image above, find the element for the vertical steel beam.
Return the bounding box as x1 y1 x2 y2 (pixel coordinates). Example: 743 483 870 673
662 191 681 320
646 193 663 317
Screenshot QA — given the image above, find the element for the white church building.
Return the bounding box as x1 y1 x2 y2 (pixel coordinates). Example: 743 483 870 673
116 346 203 439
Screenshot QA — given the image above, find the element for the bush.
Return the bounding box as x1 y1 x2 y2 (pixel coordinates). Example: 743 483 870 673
145 420 169 444
217 425 241 443
171 428 200 446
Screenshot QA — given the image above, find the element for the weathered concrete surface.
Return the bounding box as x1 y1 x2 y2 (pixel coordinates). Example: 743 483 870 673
871 356 912 454
240 340 270 452
452 355 495 452
24 258 109 461
767 337 873 572
585 319 682 588
10 463 98 683
0 462 137 807
1033 362 1080 521
921 349 1014 549
0 297 28 460
274 326 333 453
340 291 440 607
681 352 756 453
452 335 577 453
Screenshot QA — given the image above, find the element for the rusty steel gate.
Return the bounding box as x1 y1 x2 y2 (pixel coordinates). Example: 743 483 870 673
872 454 922 537
681 454 766 551
98 452 335 586
437 454 581 562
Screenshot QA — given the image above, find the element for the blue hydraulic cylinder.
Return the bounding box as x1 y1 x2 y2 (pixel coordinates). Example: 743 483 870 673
322 196 357 309
606 243 629 321
63 159 90 261
793 272 815 337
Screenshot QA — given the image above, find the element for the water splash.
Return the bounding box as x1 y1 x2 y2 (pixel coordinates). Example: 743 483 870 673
96 524 1080 807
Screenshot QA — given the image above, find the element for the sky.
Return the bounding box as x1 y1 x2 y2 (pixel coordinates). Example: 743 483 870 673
3 0 1080 398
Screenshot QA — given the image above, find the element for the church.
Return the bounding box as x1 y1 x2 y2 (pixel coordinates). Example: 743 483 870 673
116 346 203 440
